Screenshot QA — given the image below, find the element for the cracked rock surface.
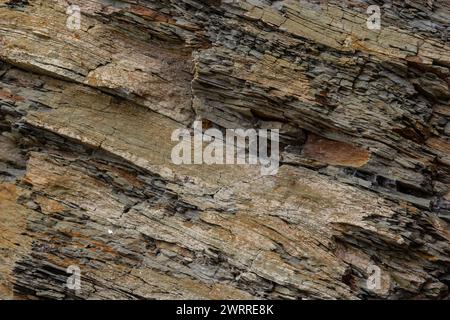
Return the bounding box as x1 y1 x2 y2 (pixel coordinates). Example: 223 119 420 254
0 0 449 299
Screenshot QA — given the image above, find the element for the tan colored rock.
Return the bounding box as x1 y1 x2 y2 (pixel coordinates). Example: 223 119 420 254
0 0 449 300
302 134 370 167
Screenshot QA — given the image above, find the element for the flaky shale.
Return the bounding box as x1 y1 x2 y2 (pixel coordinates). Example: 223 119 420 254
0 0 450 300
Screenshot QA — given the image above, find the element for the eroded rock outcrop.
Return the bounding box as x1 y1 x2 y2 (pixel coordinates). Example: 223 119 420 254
0 0 449 299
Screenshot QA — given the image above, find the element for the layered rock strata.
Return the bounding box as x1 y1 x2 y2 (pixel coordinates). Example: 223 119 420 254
0 0 449 299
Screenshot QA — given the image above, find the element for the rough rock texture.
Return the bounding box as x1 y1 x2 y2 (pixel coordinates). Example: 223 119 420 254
0 0 449 299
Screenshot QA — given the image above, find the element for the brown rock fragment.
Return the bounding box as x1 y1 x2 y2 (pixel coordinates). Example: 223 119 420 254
302 134 370 167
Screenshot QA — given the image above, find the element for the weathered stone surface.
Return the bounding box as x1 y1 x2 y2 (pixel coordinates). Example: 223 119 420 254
302 134 370 167
0 0 449 300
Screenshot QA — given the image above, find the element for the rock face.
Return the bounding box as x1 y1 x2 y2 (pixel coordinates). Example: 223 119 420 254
0 0 449 300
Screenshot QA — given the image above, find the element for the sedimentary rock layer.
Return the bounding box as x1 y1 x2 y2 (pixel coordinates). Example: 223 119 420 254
0 0 449 299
